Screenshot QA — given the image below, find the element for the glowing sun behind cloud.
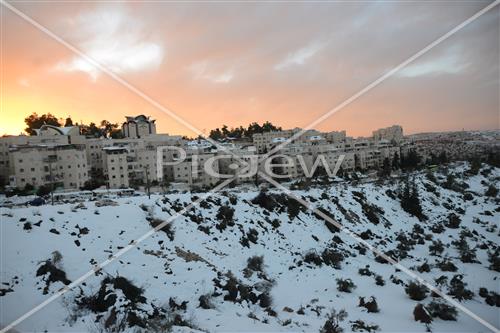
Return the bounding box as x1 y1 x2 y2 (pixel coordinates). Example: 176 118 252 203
54 7 164 81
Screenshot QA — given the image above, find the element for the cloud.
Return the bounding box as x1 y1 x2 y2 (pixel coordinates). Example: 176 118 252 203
274 41 326 71
397 50 469 78
55 7 164 80
188 61 234 84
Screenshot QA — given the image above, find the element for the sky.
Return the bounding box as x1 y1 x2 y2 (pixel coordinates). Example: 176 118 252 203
0 1 499 137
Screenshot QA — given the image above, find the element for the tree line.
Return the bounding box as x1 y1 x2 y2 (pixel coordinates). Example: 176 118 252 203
209 121 282 140
24 113 124 139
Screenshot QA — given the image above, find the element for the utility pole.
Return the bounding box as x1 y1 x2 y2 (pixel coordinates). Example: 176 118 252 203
48 158 54 205
145 167 150 199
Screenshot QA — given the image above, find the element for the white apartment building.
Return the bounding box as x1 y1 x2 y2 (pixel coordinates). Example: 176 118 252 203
9 143 88 190
372 125 404 143
1 117 411 191
252 128 323 153
103 147 129 189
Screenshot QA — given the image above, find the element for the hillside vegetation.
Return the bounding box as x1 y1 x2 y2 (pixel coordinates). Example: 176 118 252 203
1 162 499 332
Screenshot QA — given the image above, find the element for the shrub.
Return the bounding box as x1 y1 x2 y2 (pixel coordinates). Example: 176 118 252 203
485 185 498 197
445 213 461 229
413 304 432 324
322 249 344 269
436 258 457 272
405 281 429 301
375 275 385 286
259 292 272 308
336 278 356 293
246 255 264 273
429 240 444 256
350 320 379 332
487 250 500 272
199 293 215 309
149 218 175 241
36 185 52 197
270 219 281 228
304 251 323 266
358 266 373 277
417 262 431 273
483 291 500 307
36 259 70 294
216 205 235 231
320 309 348 333
448 275 474 301
426 300 457 320
358 297 379 313
247 228 259 244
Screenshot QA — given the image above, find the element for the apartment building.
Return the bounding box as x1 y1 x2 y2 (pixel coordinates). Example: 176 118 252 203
372 125 404 143
252 128 322 153
9 143 88 190
103 147 129 189
0 125 83 186
1 117 419 191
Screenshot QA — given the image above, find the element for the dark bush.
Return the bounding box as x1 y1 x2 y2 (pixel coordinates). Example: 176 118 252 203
246 255 264 272
149 218 175 241
485 185 498 197
336 278 356 293
448 275 474 301
259 292 272 308
216 205 235 231
320 309 347 333
375 275 385 286
304 251 323 266
413 304 432 324
405 281 429 301
429 240 444 256
436 258 458 272
427 300 457 320
322 249 344 269
358 296 379 313
487 250 500 272
445 213 461 229
350 320 379 332
36 260 71 294
358 266 373 277
199 294 214 309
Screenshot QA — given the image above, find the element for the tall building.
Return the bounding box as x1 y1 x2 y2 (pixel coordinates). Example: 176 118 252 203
122 115 157 138
372 125 403 143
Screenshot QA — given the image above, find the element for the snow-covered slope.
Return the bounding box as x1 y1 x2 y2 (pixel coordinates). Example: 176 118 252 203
1 162 499 332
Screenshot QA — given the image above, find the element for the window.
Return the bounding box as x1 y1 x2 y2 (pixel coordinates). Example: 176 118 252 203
31 168 35 172
20 168 24 172
18 159 23 163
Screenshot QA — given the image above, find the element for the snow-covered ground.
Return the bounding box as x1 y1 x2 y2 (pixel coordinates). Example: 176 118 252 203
1 162 499 332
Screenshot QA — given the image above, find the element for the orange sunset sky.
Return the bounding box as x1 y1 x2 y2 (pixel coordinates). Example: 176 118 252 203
0 1 499 137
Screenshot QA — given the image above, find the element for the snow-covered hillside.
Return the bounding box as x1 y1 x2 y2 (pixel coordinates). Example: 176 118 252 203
1 162 499 332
